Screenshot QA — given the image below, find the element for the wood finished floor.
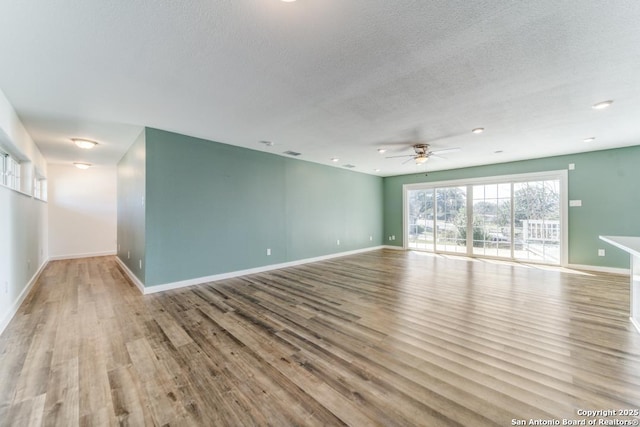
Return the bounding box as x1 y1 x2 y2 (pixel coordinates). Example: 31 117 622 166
1 250 640 426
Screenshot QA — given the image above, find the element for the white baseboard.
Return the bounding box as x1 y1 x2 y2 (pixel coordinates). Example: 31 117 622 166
114 257 145 294
382 245 405 250
565 263 629 275
142 246 387 295
0 259 48 336
49 250 117 261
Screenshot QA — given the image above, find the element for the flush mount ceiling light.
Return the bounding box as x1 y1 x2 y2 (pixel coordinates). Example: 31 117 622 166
583 137 596 143
472 128 485 134
281 0 296 2
331 158 339 162
592 100 613 110
377 148 387 154
73 162 92 169
374 168 381 172
72 138 98 149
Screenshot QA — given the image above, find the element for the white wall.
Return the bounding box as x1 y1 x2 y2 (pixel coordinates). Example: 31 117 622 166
48 164 117 259
0 89 48 334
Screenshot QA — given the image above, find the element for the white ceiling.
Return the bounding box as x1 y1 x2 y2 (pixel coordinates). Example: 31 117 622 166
1 0 639 176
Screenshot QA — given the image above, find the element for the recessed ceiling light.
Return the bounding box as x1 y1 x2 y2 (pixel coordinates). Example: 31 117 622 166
73 162 92 169
583 137 596 143
592 100 613 110
472 128 484 134
377 148 387 154
331 158 340 162
72 138 98 149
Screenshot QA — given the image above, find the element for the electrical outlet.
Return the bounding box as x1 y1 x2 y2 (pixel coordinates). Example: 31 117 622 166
568 163 575 170
266 248 271 256
128 251 130 259
139 259 142 269
598 249 605 257
369 236 373 241
337 239 340 246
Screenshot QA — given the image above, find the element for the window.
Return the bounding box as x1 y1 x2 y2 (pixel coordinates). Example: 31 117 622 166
33 176 47 201
0 152 5 186
404 171 567 265
1 151 21 191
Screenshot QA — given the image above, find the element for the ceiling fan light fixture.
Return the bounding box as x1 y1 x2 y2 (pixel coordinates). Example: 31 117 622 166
415 156 428 164
72 138 98 149
592 100 613 110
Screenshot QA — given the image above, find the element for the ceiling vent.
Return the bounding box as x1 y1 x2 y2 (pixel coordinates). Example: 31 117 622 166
284 150 301 156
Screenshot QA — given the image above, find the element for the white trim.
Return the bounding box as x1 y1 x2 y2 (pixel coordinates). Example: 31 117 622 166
0 182 32 198
403 170 569 191
115 257 145 294
565 263 629 275
141 246 387 295
631 317 640 334
49 250 117 261
0 259 48 336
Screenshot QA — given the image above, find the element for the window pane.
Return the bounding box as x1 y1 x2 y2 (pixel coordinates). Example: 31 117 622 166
435 187 466 253
472 183 512 257
408 189 434 250
513 180 560 264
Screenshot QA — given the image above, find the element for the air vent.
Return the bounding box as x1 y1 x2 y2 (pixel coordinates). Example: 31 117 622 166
259 140 274 147
284 150 301 156
343 164 356 169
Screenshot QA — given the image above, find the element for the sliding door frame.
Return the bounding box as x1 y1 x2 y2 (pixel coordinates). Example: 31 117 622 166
402 170 569 266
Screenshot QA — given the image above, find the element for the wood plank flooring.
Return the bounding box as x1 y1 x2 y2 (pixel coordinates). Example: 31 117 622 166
1 249 639 426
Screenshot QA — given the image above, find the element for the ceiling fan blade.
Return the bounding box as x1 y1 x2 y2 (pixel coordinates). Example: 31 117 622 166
430 147 461 155
401 157 416 165
386 154 414 159
429 154 447 160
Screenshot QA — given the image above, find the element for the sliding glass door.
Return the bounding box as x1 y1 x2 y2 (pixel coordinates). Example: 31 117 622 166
435 187 467 253
513 180 560 264
472 183 512 258
404 171 566 265
408 189 434 250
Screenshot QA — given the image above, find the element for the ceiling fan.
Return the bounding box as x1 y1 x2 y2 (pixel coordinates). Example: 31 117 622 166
386 143 461 165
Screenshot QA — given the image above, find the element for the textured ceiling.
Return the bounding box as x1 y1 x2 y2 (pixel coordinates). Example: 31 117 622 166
1 0 639 176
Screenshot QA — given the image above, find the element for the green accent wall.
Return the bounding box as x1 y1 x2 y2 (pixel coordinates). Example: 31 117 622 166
117 130 146 283
383 145 640 269
120 127 383 287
